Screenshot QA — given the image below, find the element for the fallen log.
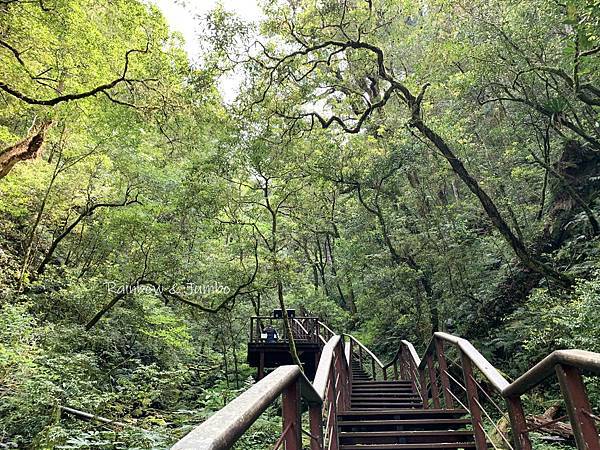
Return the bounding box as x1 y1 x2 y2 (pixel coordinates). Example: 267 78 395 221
59 405 128 428
526 404 573 439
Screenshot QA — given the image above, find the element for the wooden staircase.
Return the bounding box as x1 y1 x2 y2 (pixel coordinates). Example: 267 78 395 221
338 361 478 449
172 325 600 450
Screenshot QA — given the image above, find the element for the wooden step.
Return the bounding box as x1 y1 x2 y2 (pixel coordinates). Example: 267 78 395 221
350 403 423 409
339 443 477 449
344 352 482 448
351 401 423 407
351 397 423 403
352 384 413 388
339 409 469 420
339 430 475 445
351 399 422 404
352 392 418 396
352 392 417 397
350 398 424 402
338 418 471 431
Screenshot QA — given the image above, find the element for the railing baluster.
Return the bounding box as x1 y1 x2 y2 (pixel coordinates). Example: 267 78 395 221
460 350 487 450
555 364 600 450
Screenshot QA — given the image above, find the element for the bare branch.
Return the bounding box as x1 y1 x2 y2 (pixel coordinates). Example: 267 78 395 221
0 44 149 106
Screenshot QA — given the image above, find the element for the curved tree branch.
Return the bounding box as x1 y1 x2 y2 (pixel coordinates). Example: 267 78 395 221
258 35 573 287
37 189 142 275
85 240 260 330
0 45 149 106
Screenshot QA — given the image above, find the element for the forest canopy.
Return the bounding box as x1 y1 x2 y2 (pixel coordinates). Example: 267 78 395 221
0 0 599 448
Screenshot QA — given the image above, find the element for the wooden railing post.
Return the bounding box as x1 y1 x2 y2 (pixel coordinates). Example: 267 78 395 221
282 379 301 450
258 351 265 380
393 358 399 380
344 351 351 410
506 395 532 450
401 353 408 380
419 367 428 409
435 339 454 409
334 345 349 411
460 351 487 450
556 364 600 450
348 339 354 387
329 364 339 450
309 404 323 450
371 357 376 380
426 353 441 408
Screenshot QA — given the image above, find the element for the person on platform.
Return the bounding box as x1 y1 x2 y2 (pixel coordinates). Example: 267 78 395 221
264 324 278 343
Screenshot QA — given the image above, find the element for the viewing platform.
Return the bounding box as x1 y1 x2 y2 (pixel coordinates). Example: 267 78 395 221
247 311 322 380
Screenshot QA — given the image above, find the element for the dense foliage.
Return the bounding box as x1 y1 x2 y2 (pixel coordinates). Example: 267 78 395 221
0 0 598 448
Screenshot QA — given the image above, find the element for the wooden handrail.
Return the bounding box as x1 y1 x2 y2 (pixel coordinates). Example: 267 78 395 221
172 366 319 450
344 340 351 366
503 349 600 397
501 349 600 450
178 316 600 450
317 320 335 336
251 316 320 344
346 334 385 368
386 331 600 450
383 331 509 393
292 318 310 336
172 332 350 450
313 336 341 399
382 340 421 370
318 321 335 335
424 332 510 392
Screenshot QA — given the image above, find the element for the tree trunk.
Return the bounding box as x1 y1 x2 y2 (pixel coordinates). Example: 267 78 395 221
530 145 599 236
86 292 127 330
18 149 62 288
276 275 303 369
411 118 573 288
466 140 600 337
326 234 356 313
356 184 438 331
